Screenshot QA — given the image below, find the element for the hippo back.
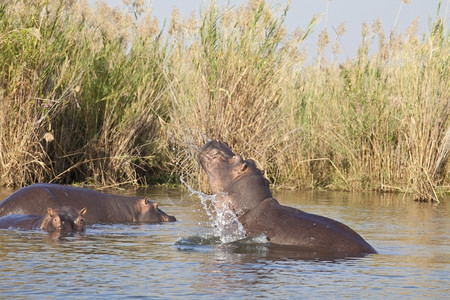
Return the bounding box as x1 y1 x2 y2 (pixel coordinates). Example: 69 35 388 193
0 183 175 224
0 214 44 230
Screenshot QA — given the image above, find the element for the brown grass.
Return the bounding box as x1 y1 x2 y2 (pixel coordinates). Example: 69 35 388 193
0 0 448 202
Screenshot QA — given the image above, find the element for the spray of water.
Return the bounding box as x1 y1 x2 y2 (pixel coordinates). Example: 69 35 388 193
181 177 247 243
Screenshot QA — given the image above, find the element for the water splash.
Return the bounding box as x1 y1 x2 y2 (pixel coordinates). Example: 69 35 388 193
181 177 247 243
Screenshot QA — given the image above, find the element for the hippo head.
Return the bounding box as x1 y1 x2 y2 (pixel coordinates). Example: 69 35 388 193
40 206 87 232
40 208 62 232
57 206 87 232
198 140 272 216
135 197 176 223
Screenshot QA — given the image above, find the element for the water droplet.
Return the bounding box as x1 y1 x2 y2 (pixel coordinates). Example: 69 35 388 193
181 176 247 243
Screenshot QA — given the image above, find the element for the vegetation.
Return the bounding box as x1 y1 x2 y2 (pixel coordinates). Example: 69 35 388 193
0 0 448 202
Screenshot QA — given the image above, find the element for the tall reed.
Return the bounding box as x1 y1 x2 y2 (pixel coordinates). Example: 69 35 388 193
165 0 449 201
165 1 313 188
0 0 168 187
0 0 448 201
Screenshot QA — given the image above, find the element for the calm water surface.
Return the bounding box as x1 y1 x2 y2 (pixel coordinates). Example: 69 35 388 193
0 186 448 299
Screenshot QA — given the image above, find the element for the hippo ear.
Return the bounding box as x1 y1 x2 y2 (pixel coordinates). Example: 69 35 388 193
79 207 87 216
47 208 55 216
239 162 249 173
141 197 154 207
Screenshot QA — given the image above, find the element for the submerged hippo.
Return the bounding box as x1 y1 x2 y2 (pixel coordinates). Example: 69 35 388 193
198 140 377 256
0 183 176 224
0 206 87 232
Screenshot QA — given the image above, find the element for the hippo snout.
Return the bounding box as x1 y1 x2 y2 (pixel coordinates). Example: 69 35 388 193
152 200 176 222
158 208 176 222
161 214 177 222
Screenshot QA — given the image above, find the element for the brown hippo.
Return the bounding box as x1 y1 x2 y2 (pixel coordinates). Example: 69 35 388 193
0 183 176 224
0 206 87 232
198 140 377 257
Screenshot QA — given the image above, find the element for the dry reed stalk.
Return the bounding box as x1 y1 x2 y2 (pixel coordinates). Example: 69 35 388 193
0 0 448 201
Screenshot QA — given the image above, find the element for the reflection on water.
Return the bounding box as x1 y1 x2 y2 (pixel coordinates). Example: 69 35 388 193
0 187 448 298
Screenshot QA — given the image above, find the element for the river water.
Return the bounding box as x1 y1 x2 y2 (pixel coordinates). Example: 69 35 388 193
0 186 448 299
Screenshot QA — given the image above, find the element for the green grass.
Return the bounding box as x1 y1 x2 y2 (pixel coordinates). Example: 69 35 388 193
0 0 448 202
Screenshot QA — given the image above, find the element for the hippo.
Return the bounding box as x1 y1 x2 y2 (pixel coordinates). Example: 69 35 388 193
0 183 176 224
0 206 87 232
198 140 377 257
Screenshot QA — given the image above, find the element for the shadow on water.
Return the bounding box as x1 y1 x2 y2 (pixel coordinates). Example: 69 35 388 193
0 227 86 242
175 234 372 263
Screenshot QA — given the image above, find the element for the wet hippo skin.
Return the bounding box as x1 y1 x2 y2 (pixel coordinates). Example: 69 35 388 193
0 183 176 224
198 140 377 256
0 206 87 232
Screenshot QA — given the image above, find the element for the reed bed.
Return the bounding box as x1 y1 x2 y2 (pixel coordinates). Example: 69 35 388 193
0 0 168 186
0 0 448 201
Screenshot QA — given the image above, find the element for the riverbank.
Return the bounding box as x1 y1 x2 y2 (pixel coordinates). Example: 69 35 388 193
0 0 448 201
